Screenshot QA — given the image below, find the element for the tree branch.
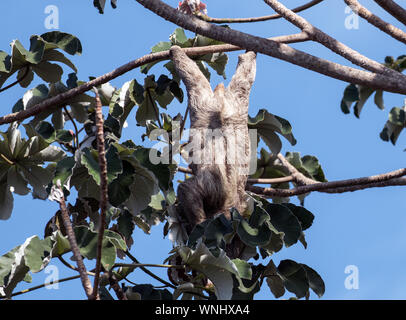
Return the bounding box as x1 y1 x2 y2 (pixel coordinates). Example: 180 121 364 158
57 190 94 299
0 33 308 127
263 0 405 81
178 166 294 184
91 89 109 300
247 176 406 197
196 0 324 24
124 251 176 289
374 0 406 26
134 0 406 94
247 157 406 197
344 0 406 45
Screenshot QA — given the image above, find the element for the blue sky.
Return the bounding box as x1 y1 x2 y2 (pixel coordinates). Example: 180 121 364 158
0 0 405 300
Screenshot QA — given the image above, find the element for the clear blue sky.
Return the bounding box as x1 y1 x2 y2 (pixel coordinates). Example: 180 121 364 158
0 0 405 300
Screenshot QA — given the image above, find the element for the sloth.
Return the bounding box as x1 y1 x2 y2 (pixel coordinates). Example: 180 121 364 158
170 46 257 234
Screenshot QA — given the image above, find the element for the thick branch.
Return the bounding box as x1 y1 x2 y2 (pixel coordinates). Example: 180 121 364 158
374 0 406 26
247 176 406 197
58 191 93 299
134 0 406 94
247 155 406 197
92 89 109 300
197 0 324 24
0 33 308 127
263 0 405 81
344 0 406 45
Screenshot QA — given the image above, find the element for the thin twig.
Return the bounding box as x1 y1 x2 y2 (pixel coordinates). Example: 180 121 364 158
0 65 30 93
196 0 324 23
91 88 109 300
57 255 96 276
147 88 163 128
57 189 94 299
125 251 176 289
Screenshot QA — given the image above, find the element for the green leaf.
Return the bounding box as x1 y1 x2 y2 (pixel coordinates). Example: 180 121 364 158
32 61 63 83
108 161 135 207
374 90 385 110
42 49 78 72
354 86 374 118
0 51 11 73
53 156 75 188
277 259 309 299
170 28 189 46
124 284 172 300
380 106 406 145
74 225 123 270
280 203 314 231
236 207 272 247
264 260 285 299
40 31 82 56
178 241 251 300
248 109 296 155
261 202 302 247
340 84 359 114
17 66 34 88
0 234 58 297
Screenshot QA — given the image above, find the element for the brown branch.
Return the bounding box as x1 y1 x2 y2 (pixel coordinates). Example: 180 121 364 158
134 0 406 94
57 189 94 299
196 0 324 24
91 89 109 300
0 33 308 127
263 0 405 81
246 161 406 197
124 251 176 289
374 0 406 26
247 176 406 197
344 0 406 44
0 275 82 299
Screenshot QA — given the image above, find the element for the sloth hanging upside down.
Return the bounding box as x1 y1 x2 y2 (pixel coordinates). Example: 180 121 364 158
169 46 257 235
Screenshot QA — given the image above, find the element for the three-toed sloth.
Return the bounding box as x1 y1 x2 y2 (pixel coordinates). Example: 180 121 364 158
170 46 257 233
